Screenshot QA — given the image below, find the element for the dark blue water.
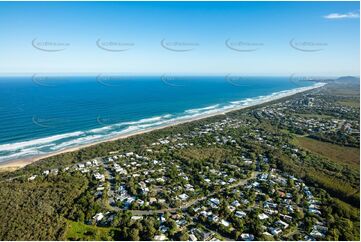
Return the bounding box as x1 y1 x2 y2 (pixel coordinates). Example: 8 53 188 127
0 75 319 162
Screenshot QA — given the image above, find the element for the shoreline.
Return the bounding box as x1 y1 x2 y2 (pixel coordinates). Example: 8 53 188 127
0 83 326 171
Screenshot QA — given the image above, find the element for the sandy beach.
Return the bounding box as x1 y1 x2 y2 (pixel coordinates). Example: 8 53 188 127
0 83 326 172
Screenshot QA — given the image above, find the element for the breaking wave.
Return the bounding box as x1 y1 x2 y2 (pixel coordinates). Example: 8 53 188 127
0 82 325 163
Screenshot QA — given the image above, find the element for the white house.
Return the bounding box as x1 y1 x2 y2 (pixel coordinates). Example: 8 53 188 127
93 213 104 222
258 213 269 220
241 233 254 241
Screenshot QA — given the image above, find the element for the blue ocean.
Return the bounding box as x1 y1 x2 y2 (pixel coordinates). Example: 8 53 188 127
0 75 319 162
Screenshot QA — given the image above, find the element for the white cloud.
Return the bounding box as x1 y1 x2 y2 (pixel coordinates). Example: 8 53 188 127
324 11 359 19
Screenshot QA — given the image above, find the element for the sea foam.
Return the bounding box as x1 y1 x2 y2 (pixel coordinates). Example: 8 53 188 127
0 82 326 163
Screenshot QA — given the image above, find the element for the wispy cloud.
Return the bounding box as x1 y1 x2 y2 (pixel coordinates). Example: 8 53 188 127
324 11 359 19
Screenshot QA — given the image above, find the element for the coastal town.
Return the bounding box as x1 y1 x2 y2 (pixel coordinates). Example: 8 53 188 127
0 1 359 241
19 82 359 241
33 156 329 241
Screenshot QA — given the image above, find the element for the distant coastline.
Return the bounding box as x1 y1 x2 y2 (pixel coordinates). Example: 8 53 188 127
0 82 326 171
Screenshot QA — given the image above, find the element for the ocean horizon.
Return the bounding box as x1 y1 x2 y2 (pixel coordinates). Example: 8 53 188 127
0 76 321 163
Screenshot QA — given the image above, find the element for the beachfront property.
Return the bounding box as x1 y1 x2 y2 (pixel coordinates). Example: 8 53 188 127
21 88 356 240
0 0 359 240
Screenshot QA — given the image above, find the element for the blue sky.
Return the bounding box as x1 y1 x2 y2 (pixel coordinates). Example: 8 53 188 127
0 1 359 76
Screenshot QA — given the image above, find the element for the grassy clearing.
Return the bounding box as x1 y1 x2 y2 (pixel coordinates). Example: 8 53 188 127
325 84 360 97
64 219 118 241
294 136 359 169
337 99 360 108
